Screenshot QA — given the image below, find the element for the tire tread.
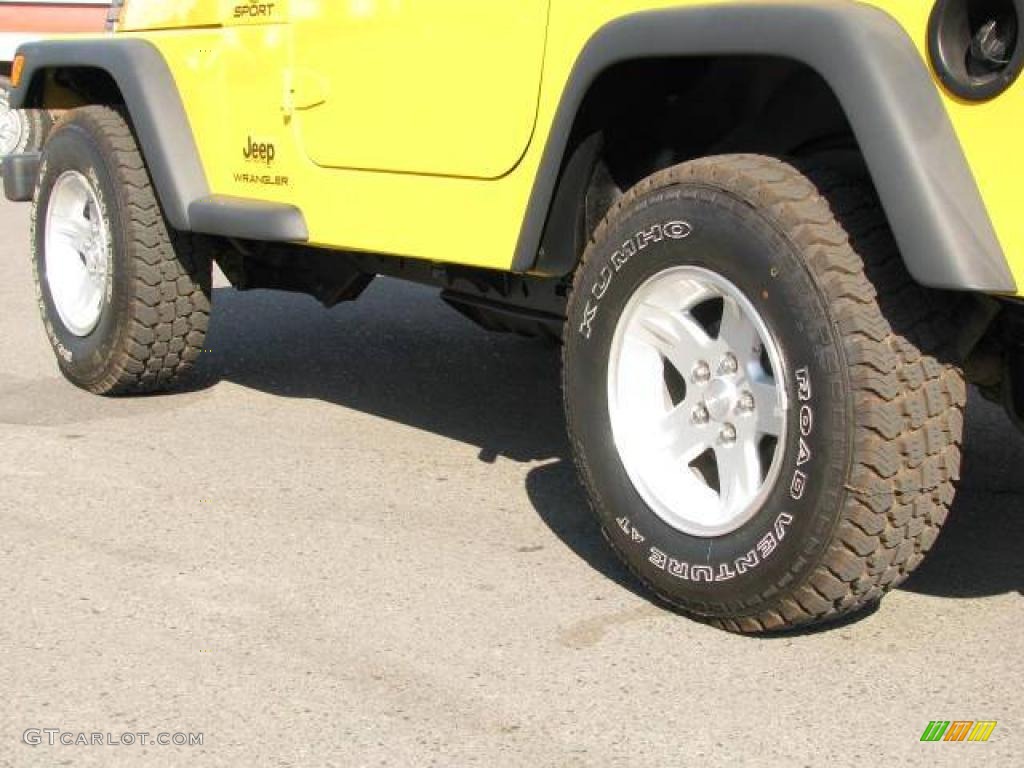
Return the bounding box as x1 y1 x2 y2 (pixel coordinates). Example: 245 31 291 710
564 154 965 633
35 106 211 395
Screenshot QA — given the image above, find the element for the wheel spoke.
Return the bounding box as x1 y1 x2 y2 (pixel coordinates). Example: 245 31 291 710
719 296 761 366
630 301 714 377
716 437 762 512
750 379 784 437
659 277 718 312
656 404 710 463
52 217 93 246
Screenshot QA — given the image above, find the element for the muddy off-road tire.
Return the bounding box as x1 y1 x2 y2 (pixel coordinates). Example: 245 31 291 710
31 106 212 395
0 75 52 157
563 154 966 633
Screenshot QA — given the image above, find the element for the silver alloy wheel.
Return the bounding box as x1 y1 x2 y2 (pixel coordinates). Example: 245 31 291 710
607 266 789 537
44 171 112 337
0 87 27 156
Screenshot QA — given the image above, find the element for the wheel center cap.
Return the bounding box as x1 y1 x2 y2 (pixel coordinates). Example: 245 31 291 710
704 378 737 422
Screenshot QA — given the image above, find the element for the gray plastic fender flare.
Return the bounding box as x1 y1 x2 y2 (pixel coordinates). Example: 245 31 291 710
514 2 1016 293
11 38 307 241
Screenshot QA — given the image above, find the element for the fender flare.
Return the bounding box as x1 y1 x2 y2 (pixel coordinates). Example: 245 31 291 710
10 38 306 241
514 2 1016 294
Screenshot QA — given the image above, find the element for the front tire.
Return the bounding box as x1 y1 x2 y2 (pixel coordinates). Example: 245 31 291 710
563 155 966 633
31 106 212 395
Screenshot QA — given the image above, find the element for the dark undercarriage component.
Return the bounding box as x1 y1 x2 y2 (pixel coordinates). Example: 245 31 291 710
216 241 374 308
998 303 1024 430
959 297 1024 433
441 290 564 340
214 239 569 339
364 252 569 340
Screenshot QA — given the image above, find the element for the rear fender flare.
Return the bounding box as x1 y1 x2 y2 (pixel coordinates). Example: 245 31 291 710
517 3 1016 293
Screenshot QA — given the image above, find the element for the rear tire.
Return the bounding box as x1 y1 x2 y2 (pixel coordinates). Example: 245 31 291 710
31 106 212 395
0 75 51 157
563 154 966 633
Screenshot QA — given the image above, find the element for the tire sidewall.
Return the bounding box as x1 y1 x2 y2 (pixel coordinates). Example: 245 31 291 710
565 184 850 611
31 118 132 388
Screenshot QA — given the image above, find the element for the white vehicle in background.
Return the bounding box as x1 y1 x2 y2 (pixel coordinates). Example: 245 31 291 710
0 0 110 157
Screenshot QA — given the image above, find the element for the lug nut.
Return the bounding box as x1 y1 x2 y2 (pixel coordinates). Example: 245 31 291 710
693 361 712 384
719 423 737 444
737 391 755 413
719 353 739 375
692 404 710 425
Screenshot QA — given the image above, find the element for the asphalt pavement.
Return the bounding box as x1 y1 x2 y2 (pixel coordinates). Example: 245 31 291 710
0 198 1021 767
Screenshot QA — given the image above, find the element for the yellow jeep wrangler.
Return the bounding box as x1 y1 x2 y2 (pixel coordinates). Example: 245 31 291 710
3 0 1023 633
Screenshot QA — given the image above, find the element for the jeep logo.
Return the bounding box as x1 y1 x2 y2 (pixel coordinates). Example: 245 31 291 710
234 2 275 19
243 136 276 165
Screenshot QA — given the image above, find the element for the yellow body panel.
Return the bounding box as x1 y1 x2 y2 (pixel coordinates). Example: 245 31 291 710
882 0 1024 297
115 0 1024 295
119 0 223 30
292 1 549 178
119 0 289 30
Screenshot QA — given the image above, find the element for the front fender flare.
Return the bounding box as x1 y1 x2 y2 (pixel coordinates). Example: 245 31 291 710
11 38 307 241
12 38 206 230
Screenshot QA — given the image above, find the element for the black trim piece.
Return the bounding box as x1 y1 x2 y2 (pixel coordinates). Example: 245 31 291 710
513 3 1016 294
538 131 604 277
1 152 40 202
189 195 309 242
10 38 208 230
440 289 564 339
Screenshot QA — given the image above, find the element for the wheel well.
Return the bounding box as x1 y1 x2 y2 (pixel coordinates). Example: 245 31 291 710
536 56 867 276
21 66 124 110
12 40 210 231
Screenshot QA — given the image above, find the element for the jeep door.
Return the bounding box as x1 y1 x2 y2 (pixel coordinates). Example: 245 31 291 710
290 0 550 180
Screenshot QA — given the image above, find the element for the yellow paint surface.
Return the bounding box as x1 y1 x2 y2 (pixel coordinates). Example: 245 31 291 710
106 1 1024 292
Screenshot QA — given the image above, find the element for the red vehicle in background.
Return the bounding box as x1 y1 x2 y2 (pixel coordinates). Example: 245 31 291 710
1 1 110 157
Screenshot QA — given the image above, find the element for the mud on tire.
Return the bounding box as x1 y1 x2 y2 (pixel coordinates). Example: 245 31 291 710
562 154 966 633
